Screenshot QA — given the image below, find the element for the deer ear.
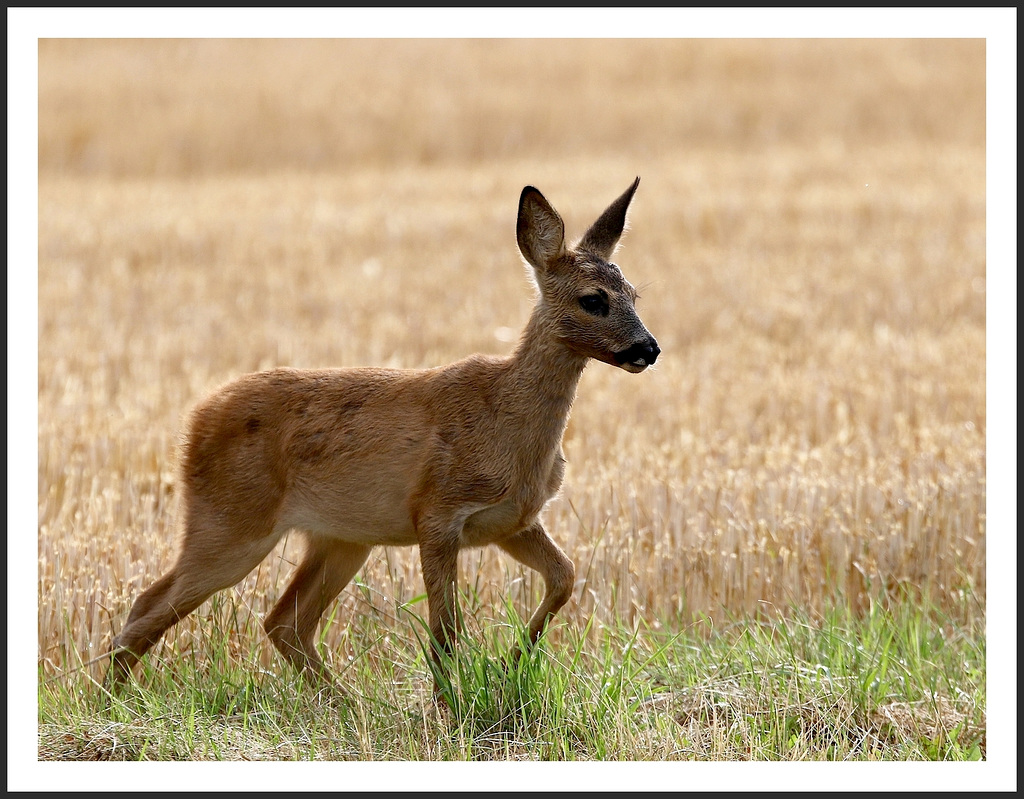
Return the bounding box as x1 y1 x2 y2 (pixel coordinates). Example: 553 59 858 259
517 186 566 272
578 177 640 260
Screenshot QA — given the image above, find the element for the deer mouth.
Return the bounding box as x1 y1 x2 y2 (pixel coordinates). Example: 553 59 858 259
612 338 660 372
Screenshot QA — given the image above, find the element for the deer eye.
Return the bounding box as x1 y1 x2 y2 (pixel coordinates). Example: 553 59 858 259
578 292 609 316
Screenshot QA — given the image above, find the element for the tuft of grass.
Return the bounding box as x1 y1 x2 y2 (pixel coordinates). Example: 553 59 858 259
642 597 986 761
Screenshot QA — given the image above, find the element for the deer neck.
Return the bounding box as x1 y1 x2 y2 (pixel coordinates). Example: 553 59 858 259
502 302 588 441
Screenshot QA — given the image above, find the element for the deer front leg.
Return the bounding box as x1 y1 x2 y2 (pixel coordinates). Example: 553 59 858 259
498 521 576 661
417 531 461 697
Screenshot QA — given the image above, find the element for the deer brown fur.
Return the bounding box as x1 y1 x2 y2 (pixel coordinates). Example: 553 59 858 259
106 178 659 696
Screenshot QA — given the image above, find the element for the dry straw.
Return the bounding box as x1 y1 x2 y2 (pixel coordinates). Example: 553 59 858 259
37 39 985 684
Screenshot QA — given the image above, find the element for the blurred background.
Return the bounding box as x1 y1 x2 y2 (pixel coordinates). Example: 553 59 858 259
39 38 984 177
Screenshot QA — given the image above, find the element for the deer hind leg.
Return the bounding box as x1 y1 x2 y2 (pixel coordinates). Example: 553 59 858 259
264 536 371 690
498 521 576 659
106 523 281 688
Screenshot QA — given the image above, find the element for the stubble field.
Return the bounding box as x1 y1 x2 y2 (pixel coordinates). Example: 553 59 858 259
33 37 991 764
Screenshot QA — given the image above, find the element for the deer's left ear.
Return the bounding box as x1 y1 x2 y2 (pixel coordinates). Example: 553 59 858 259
578 177 640 261
517 186 566 273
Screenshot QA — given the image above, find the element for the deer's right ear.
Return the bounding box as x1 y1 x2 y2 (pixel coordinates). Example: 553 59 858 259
578 176 639 260
517 187 565 272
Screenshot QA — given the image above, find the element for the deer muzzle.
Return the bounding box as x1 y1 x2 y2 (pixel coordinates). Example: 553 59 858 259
613 336 660 372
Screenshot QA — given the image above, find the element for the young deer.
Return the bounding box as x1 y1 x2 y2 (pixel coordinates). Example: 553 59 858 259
106 178 659 696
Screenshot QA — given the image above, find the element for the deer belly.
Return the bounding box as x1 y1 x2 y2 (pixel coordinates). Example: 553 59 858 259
277 476 419 546
460 497 539 547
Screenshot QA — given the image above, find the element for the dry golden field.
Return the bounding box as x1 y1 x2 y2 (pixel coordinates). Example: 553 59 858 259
35 37 988 675
31 35 994 726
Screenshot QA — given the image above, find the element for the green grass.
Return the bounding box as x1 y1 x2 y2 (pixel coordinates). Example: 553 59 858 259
38 591 984 761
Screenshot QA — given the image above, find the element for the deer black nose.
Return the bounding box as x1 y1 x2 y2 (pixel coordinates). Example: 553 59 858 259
644 337 661 365
614 336 660 369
